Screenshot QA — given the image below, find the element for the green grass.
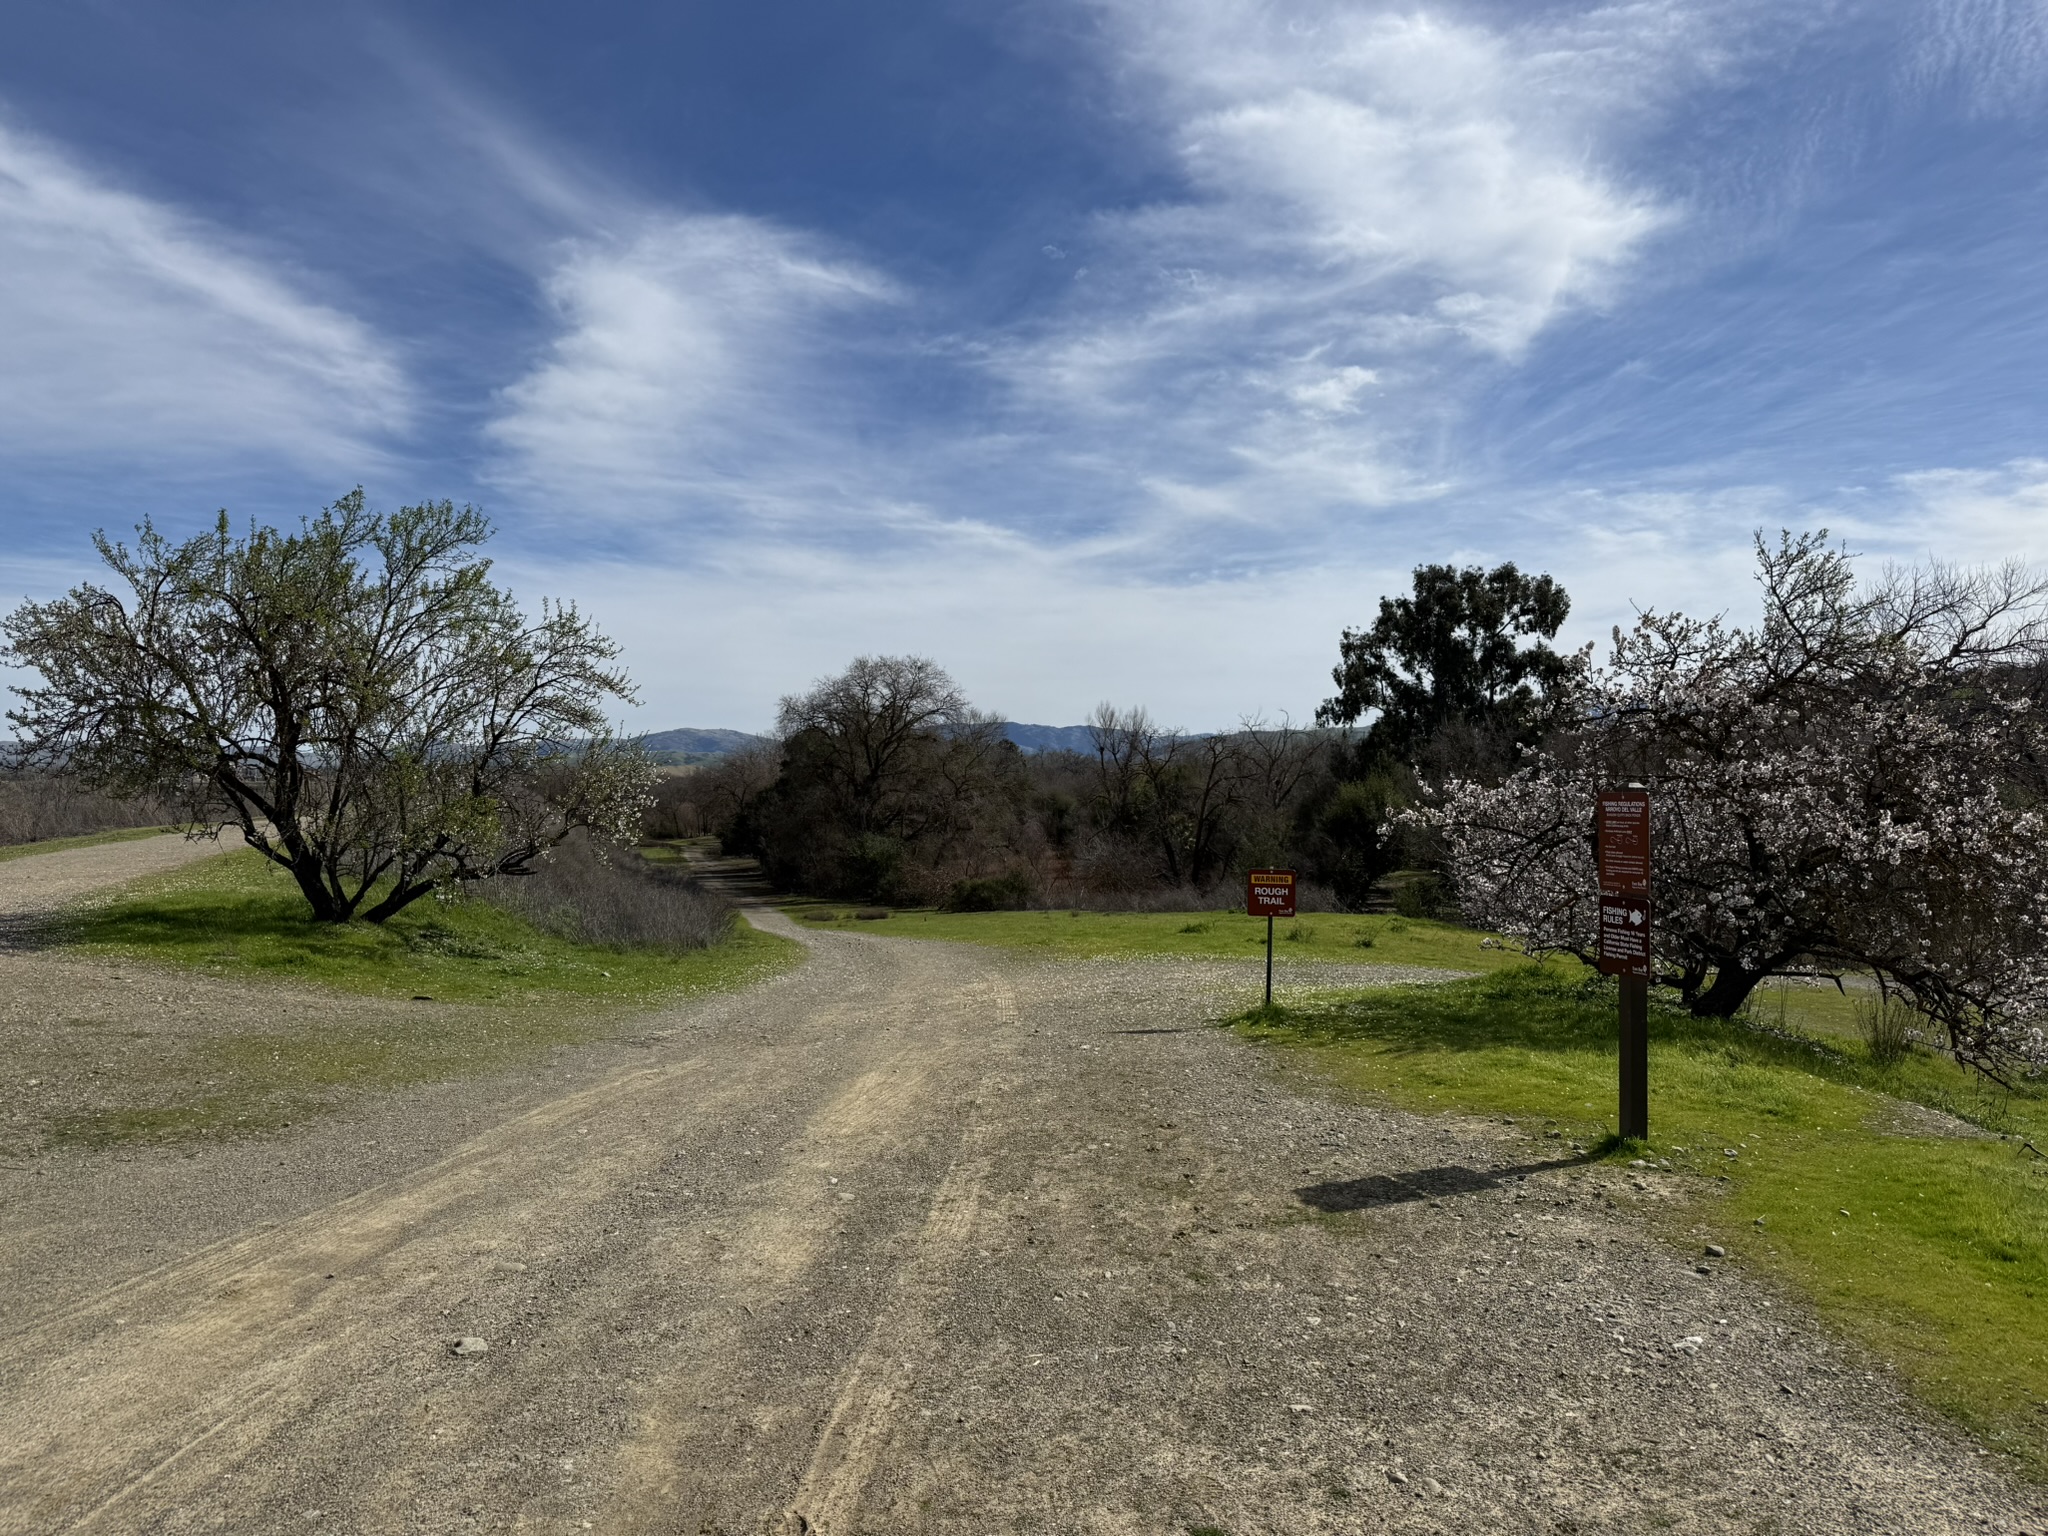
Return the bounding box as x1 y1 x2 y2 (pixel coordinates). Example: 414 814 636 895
0 824 172 863
782 902 1529 972
60 848 799 1005
59 847 794 1003
37 848 801 1150
1237 966 2048 1474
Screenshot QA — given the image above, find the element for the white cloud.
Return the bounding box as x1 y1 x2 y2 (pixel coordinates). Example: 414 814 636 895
957 0 1698 560
1880 461 2048 565
0 120 406 470
484 215 899 525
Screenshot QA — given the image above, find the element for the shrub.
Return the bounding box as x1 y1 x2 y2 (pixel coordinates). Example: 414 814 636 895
481 833 730 951
0 771 165 846
942 872 1036 912
1857 992 1918 1067
1392 872 1449 920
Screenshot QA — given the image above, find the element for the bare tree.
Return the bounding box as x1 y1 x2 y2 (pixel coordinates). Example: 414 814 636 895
756 655 1019 898
3 492 651 923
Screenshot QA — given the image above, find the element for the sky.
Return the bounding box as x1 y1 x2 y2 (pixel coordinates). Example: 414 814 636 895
4 0 2048 732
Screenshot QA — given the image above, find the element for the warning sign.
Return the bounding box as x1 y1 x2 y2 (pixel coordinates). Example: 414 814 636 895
1246 869 1297 918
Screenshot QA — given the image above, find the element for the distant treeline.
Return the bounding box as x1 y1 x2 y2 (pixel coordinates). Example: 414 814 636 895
645 565 1581 913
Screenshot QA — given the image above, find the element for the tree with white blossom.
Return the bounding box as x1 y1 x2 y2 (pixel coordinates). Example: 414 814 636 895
1429 531 2048 1076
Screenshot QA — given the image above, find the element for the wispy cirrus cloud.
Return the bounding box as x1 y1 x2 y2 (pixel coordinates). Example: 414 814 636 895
965 0 1697 558
483 213 906 538
0 119 406 474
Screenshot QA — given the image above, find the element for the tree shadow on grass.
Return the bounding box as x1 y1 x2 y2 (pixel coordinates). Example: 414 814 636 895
1297 1154 1589 1212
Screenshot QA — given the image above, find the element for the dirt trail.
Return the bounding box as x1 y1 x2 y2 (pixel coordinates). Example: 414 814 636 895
0 833 225 927
0 843 2040 1533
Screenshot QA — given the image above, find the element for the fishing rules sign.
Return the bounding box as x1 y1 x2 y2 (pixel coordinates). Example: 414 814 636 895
1595 789 1652 978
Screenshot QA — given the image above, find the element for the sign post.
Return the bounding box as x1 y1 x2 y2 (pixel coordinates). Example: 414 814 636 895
1595 789 1652 1142
1246 869 1297 1007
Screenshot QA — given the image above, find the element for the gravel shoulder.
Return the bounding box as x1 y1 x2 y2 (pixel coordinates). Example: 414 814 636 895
0 832 227 929
0 843 2039 1534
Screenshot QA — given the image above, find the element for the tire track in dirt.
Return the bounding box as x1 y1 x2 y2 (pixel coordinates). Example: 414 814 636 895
1 892 2042 1534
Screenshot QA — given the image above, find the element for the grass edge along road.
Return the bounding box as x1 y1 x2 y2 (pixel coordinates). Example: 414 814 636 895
61 848 799 1005
37 849 801 1149
781 902 1525 972
1238 966 2048 1479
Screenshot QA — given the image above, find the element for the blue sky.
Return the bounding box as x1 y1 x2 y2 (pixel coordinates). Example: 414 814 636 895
4 0 2048 730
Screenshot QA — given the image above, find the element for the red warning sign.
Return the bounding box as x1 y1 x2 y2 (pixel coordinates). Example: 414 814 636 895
1246 868 1297 918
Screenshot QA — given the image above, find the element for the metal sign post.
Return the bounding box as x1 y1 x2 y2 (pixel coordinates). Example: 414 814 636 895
1246 869 1297 1006
1595 789 1652 1141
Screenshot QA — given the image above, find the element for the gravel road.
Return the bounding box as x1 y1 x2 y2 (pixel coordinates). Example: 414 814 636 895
0 849 2042 1533
0 832 225 935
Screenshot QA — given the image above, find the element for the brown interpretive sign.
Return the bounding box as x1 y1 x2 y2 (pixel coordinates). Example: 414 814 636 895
1246 869 1297 919
1596 788 1651 895
1597 892 1653 978
1595 786 1654 1139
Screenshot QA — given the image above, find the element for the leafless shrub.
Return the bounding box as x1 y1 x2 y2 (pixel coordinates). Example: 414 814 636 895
481 832 731 950
0 770 165 846
1857 992 1918 1066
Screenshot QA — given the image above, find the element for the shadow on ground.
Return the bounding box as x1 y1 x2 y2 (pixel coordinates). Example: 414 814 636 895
1296 1156 1588 1212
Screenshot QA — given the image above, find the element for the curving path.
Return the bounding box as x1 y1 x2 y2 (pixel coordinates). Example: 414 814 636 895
0 841 2039 1533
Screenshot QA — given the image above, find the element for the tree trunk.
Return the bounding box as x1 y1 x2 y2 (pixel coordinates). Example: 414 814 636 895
1690 963 1767 1018
287 854 351 922
361 878 436 925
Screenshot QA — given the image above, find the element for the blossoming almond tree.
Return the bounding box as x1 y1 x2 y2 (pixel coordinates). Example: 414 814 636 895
1430 532 2048 1076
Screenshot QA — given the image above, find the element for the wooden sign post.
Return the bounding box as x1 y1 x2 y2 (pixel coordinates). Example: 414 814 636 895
1595 789 1652 1141
1246 869 1297 1007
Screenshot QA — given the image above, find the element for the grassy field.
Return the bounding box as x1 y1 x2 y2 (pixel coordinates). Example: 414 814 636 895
61 848 799 1005
0 824 171 864
784 902 1536 972
1238 966 2048 1475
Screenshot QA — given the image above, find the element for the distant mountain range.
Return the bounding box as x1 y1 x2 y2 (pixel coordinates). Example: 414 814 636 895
635 728 769 756
995 722 1099 754
635 723 1099 758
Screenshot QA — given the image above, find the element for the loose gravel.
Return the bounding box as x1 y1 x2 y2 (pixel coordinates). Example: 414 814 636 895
0 845 2039 1534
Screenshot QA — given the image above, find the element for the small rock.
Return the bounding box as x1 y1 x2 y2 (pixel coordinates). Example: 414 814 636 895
1545 1130 1562 1139
1840 1208 1852 1217
1705 1244 1727 1258
1289 1403 1315 1414
1424 1478 1446 1497
1724 1148 1739 1158
451 1336 489 1357
1671 1335 1704 1355
1387 1469 1409 1485
1629 1159 1649 1168
1694 1265 1713 1277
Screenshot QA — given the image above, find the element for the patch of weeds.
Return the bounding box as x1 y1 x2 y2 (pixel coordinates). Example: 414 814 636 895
1179 920 1211 934
1284 923 1315 943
